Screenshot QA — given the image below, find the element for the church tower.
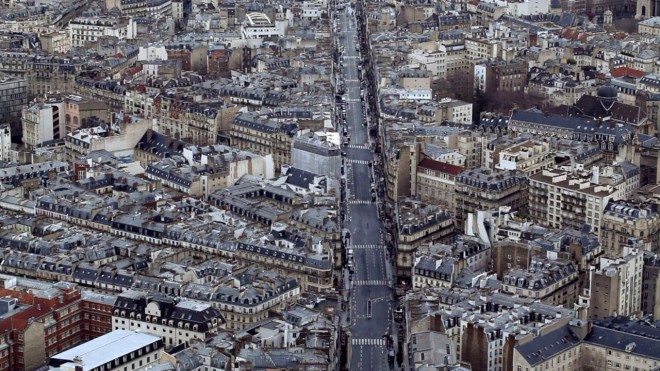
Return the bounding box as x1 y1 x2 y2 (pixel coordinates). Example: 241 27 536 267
604 9 613 25
637 0 655 19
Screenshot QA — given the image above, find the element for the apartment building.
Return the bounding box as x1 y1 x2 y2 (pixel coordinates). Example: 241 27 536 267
63 95 109 132
446 131 484 169
49 330 164 371
454 168 529 233
144 145 270 197
416 158 464 211
0 73 27 138
529 165 640 237
502 257 580 307
485 59 528 94
0 282 84 369
589 248 644 320
0 124 10 162
64 118 150 161
494 139 554 177
642 253 660 319
512 323 582 371
434 98 473 125
600 201 660 258
69 17 137 48
112 290 225 348
398 69 432 90
80 291 116 341
582 317 660 371
456 300 575 371
22 100 65 149
231 113 298 171
508 110 634 162
39 30 70 54
465 37 499 61
234 233 333 294
516 317 660 371
208 48 231 78
396 200 454 279
155 96 238 145
205 270 301 331
412 255 459 289
166 44 208 75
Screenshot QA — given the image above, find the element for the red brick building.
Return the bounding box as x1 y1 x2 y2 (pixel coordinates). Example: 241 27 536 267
208 49 231 79
0 282 113 370
81 291 115 341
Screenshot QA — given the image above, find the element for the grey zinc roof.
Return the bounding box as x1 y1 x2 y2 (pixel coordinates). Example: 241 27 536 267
585 319 660 361
49 330 162 371
284 166 320 189
515 325 580 366
511 110 594 130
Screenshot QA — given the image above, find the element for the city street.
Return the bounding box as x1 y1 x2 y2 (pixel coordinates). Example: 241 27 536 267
335 2 396 370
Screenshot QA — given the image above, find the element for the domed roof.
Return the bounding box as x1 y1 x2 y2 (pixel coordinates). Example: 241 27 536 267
597 84 618 99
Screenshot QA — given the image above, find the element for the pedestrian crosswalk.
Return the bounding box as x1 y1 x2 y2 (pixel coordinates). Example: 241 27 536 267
348 199 375 205
345 144 370 150
354 280 389 286
352 338 386 346
346 159 370 165
351 244 384 250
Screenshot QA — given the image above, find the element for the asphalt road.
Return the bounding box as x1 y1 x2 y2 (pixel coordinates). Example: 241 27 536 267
335 4 395 370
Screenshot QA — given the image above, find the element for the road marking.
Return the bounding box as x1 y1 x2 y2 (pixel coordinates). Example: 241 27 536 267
351 338 387 346
354 280 389 286
347 199 375 205
345 144 370 149
351 244 385 250
345 159 370 165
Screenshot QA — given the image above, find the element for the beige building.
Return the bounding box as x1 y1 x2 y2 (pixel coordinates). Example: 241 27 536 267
384 141 419 212
396 200 454 279
600 201 660 258
65 118 150 162
582 319 660 371
529 165 640 237
437 98 473 125
112 291 224 347
589 248 644 320
398 69 432 90
40 31 71 54
515 318 660 371
64 95 109 132
465 36 499 61
69 17 137 48
156 97 238 146
230 113 298 171
22 100 65 149
446 131 483 169
638 17 660 35
416 158 464 211
502 257 580 307
512 324 582 371
454 168 529 233
494 139 554 177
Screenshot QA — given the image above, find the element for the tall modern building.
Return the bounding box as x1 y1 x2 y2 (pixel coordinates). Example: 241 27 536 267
0 73 28 142
22 101 65 149
0 124 10 162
